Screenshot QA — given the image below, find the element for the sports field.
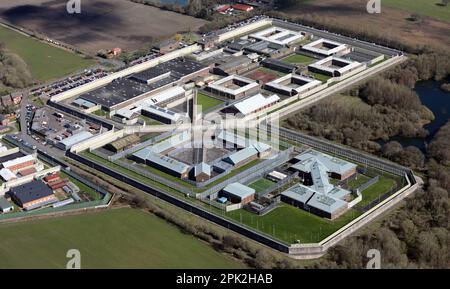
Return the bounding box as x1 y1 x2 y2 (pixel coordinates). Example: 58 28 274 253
0 208 243 268
227 205 360 244
197 93 224 112
0 25 94 82
384 0 450 23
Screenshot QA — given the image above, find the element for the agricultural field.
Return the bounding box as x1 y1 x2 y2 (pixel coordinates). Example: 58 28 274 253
0 0 207 54
227 205 361 244
197 93 224 112
277 0 450 53
0 208 244 269
0 24 94 82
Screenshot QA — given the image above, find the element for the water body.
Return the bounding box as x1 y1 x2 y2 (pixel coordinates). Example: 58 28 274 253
159 0 189 6
378 80 450 152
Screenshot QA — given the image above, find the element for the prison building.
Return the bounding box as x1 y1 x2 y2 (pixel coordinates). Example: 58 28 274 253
190 162 211 182
104 134 140 153
141 104 184 125
56 131 94 151
228 93 280 116
292 150 357 180
1 155 35 173
251 142 272 158
206 75 260 100
9 180 58 211
261 58 297 73
216 130 247 149
264 74 322 97
212 55 254 76
249 27 305 46
77 58 207 111
307 193 348 219
71 98 97 110
280 184 315 209
146 86 186 106
114 106 141 122
301 38 349 57
245 41 291 58
220 182 255 204
133 150 190 178
223 147 258 168
308 56 363 77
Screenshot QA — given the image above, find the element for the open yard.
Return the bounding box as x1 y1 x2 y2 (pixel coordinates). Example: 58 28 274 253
0 0 207 54
0 208 243 268
278 0 450 53
197 93 224 112
283 54 316 65
226 205 360 244
248 178 275 193
358 175 397 207
0 24 94 82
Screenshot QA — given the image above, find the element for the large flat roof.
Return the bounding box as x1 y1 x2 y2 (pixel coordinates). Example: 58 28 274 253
233 93 280 115
223 182 255 199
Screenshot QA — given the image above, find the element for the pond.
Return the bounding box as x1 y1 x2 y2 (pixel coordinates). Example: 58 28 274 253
378 80 450 152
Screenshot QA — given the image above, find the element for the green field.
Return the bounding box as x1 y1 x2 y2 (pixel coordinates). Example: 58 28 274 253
384 0 450 23
345 174 371 190
283 54 316 65
226 205 360 244
248 178 275 193
0 25 95 82
308 72 332 82
0 208 243 268
197 93 224 112
358 176 397 207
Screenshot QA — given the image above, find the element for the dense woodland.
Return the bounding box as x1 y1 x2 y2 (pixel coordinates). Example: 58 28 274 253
0 44 32 96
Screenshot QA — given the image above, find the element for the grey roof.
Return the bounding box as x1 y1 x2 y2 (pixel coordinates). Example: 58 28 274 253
217 130 248 148
145 153 190 174
79 57 206 109
59 131 93 149
0 196 13 209
194 162 211 176
307 193 347 214
217 55 252 71
224 147 258 165
223 182 255 199
294 150 357 175
10 180 54 204
281 184 314 204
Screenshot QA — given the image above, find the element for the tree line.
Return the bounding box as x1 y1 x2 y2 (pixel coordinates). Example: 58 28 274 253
0 43 32 96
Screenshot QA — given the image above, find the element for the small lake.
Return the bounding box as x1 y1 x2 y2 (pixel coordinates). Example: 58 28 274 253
378 80 450 152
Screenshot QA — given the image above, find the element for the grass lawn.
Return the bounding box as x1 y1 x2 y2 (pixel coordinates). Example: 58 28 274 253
248 178 275 193
384 0 450 23
59 172 102 201
0 25 95 82
308 72 332 82
358 176 397 207
260 67 287 77
345 174 371 190
226 205 360 244
93 109 108 117
0 208 243 268
197 93 224 112
283 54 316 65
